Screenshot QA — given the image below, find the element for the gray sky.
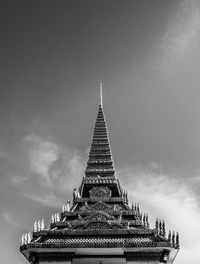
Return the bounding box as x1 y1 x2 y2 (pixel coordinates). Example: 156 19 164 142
0 1 200 263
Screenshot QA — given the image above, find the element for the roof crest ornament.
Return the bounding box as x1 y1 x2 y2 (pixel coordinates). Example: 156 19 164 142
100 82 103 106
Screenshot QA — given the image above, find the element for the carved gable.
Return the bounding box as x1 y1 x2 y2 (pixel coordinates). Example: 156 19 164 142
89 186 111 200
90 201 111 211
84 211 115 221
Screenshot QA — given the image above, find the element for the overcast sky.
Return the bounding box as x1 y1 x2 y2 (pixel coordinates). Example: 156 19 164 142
0 1 200 263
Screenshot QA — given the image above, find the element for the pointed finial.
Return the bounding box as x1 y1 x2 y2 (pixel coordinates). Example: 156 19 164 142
146 214 149 228
33 221 37 232
162 220 166 237
172 231 175 247
100 82 103 106
56 213 60 222
37 220 41 231
22 234 25 245
27 232 32 243
131 203 134 210
24 233 28 244
51 214 55 223
168 230 172 244
142 213 145 226
41 219 45 230
155 218 159 230
176 232 180 248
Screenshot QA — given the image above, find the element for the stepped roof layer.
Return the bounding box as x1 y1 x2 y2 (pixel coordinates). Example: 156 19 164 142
20 89 179 264
85 103 115 178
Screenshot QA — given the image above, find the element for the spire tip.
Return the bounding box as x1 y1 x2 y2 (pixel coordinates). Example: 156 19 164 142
100 82 103 106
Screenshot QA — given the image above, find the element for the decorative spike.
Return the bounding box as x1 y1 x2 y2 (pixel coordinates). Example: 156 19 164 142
27 232 31 243
41 219 45 230
57 213 60 222
51 214 55 223
37 220 41 231
66 201 70 212
54 213 57 222
73 188 77 200
125 191 127 203
24 233 28 244
140 212 142 220
100 82 103 106
146 214 149 228
155 218 159 230
159 219 162 235
33 221 37 232
21 234 25 245
143 214 146 226
162 220 166 237
172 231 175 247
131 203 134 210
168 230 172 244
134 203 137 211
62 204 65 213
176 232 180 248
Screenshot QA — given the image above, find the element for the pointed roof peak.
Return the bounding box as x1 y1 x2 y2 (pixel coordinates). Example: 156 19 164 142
85 85 115 178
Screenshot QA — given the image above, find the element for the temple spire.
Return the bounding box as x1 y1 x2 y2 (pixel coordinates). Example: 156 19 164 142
85 86 115 178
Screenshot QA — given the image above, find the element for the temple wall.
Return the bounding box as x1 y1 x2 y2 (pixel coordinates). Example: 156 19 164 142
39 260 160 264
72 258 126 264
126 260 160 264
39 262 71 264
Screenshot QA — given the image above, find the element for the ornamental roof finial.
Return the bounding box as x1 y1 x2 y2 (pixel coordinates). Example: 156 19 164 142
100 82 103 106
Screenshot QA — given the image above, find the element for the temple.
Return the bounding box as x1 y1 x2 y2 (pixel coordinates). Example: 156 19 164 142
20 86 179 264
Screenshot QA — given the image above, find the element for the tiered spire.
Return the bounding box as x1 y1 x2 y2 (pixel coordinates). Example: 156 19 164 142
85 84 115 178
20 85 180 264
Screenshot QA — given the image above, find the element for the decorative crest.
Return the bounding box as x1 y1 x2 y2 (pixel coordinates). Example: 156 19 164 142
100 82 103 106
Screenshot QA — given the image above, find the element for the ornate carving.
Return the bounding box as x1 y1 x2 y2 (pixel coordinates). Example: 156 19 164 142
112 204 122 211
86 222 110 230
89 186 111 200
90 201 111 211
73 225 85 230
84 211 115 221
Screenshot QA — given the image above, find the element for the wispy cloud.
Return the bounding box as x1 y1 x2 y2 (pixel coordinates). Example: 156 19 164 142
24 192 62 208
118 164 200 264
7 134 86 207
162 0 200 57
3 213 21 229
23 134 60 186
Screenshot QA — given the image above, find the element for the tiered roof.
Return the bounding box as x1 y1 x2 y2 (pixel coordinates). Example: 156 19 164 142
85 103 115 178
20 87 179 263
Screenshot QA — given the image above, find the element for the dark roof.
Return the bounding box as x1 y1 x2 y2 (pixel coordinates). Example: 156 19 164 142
21 234 170 250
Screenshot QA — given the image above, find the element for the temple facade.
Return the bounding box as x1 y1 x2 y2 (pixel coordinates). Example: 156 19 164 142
20 87 179 264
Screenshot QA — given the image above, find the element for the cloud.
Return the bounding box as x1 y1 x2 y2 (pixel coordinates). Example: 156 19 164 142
23 134 60 186
3 213 21 229
118 164 200 264
162 0 200 57
57 148 85 193
24 192 62 208
161 0 200 70
9 134 86 207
